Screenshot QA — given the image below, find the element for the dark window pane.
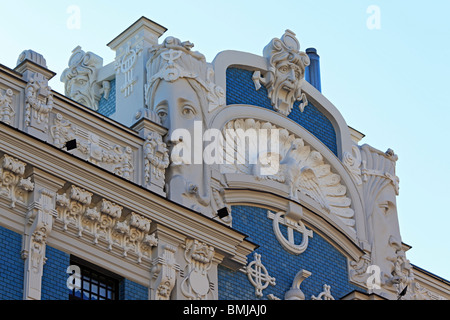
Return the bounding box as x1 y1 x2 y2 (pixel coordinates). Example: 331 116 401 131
68 257 119 301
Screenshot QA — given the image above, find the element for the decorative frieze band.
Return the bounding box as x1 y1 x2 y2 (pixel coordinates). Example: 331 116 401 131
50 113 135 181
1 64 171 199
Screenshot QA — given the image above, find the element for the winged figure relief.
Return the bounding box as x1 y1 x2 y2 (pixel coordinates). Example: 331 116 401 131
220 119 355 231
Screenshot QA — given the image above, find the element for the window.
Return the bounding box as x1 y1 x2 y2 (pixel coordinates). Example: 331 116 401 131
69 256 120 300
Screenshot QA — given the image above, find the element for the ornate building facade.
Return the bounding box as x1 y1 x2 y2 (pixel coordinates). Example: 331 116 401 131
0 16 448 301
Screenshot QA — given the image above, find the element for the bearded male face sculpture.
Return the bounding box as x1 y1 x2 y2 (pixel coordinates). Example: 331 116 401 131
253 30 310 116
61 46 110 110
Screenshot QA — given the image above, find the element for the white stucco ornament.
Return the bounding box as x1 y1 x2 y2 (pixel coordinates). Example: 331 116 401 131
284 269 311 300
61 46 110 110
360 145 412 297
25 74 53 134
151 244 179 300
115 41 143 97
145 37 225 113
0 88 14 125
144 131 169 195
253 30 310 116
144 36 225 216
0 154 34 208
221 118 356 230
23 189 55 300
181 239 215 300
343 145 363 185
244 252 276 297
267 209 313 255
312 284 335 300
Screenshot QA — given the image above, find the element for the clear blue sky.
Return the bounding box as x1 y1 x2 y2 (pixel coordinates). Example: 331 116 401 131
1 1 449 281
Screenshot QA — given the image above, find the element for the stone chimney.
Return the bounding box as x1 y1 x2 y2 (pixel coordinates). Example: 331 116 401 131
305 48 321 92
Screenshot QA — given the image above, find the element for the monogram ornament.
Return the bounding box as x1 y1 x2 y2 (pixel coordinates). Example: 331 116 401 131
267 209 313 255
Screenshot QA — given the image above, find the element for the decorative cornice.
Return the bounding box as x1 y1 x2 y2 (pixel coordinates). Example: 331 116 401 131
0 122 256 271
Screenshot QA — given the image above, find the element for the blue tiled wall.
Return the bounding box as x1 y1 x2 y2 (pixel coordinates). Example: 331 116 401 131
0 224 148 300
98 78 116 117
218 206 362 300
119 278 148 300
0 226 24 299
226 68 337 156
41 246 70 300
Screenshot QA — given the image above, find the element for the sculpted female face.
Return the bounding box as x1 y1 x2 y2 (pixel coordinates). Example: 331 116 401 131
151 77 211 213
144 36 220 216
152 78 203 166
372 183 402 283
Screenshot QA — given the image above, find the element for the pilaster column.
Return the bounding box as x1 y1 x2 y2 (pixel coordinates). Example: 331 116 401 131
149 224 184 300
22 168 65 300
149 225 224 300
131 117 169 196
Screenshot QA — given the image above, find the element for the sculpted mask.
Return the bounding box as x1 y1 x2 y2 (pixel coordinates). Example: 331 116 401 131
61 46 110 110
144 37 225 216
253 30 310 116
360 145 411 294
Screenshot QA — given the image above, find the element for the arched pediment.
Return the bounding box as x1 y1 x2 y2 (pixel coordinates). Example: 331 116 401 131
211 49 354 160
209 105 366 243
